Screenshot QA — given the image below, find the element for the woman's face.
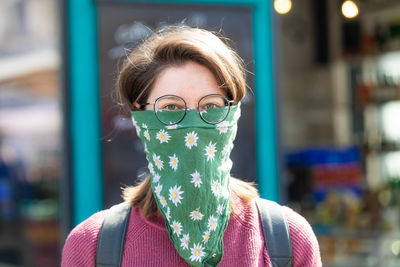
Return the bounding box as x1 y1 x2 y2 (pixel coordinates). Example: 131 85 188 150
144 61 226 111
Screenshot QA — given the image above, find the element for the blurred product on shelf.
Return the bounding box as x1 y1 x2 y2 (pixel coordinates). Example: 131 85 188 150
285 145 400 265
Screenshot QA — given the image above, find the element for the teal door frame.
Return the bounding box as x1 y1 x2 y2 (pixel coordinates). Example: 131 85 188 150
67 0 278 226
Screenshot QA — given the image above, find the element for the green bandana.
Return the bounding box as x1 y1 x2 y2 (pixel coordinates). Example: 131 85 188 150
131 103 241 267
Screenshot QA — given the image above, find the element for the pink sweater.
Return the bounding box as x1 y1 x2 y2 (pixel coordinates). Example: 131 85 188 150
62 194 322 266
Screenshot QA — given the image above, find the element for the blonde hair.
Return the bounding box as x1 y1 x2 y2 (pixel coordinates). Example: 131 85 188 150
117 25 259 218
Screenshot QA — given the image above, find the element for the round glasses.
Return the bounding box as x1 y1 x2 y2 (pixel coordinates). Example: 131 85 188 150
141 94 234 125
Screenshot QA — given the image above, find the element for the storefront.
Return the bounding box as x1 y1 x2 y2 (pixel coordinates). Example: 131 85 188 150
277 0 400 265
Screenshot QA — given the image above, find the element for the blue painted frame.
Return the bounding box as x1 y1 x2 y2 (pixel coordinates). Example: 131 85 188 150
67 0 278 226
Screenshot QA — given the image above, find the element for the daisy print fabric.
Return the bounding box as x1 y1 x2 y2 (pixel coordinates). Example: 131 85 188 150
131 103 241 267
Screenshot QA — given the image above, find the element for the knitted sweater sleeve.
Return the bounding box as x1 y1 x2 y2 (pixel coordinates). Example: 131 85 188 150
61 210 106 267
282 206 322 267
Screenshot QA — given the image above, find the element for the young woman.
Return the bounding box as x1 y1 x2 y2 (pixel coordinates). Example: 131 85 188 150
62 26 321 267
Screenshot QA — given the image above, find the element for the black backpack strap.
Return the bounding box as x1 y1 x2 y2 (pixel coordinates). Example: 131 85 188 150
96 201 132 267
255 198 293 267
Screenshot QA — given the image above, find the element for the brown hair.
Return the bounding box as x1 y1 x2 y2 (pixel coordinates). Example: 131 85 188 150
117 26 246 109
117 26 258 217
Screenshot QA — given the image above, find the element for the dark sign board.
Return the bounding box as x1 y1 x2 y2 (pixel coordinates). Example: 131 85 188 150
97 1 256 206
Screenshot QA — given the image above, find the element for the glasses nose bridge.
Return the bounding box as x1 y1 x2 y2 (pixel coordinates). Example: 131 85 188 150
185 100 199 111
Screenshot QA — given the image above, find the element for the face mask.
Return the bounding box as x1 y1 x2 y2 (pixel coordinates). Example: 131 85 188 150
131 103 241 267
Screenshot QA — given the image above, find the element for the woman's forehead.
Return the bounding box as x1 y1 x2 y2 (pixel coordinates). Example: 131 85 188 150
148 61 226 103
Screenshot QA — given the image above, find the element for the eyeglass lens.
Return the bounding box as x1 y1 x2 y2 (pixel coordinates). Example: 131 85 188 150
155 96 186 125
154 94 230 125
198 95 230 124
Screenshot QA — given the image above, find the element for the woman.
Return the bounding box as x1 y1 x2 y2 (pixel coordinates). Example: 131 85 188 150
62 26 321 267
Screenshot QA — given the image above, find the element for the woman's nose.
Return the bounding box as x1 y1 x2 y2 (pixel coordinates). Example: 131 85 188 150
186 101 198 110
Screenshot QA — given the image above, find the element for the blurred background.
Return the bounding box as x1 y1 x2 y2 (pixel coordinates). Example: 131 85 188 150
0 0 400 266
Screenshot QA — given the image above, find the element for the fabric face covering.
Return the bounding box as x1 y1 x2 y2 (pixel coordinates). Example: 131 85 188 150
131 103 241 267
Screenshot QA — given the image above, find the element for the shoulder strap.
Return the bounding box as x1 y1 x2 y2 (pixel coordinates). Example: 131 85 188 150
255 198 293 267
96 201 132 267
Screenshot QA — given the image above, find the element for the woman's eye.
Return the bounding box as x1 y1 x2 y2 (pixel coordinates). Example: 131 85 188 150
163 104 181 111
202 103 219 110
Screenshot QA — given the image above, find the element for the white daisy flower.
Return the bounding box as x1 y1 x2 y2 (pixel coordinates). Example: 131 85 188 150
190 170 202 188
144 129 150 141
169 154 179 171
131 117 140 135
202 230 210 243
211 180 221 197
131 117 137 127
166 124 178 130
216 204 224 215
169 185 184 206
208 216 218 231
222 144 230 157
154 183 162 196
148 162 155 175
180 234 190 250
165 207 171 222
199 110 207 116
189 209 204 221
204 142 217 161
153 153 164 170
190 243 205 262
216 121 229 134
185 131 199 149
159 195 167 207
171 220 182 236
156 129 171 143
135 126 141 136
141 123 148 129
152 173 161 183
144 143 149 153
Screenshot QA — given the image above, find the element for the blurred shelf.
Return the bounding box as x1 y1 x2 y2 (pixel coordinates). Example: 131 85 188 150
334 49 400 66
